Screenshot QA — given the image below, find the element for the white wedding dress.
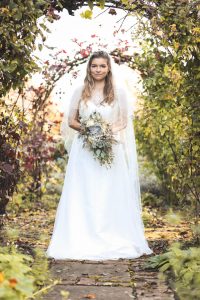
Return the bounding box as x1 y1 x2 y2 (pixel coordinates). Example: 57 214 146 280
46 85 152 260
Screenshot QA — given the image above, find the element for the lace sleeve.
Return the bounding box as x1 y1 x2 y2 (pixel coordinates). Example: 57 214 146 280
111 87 128 133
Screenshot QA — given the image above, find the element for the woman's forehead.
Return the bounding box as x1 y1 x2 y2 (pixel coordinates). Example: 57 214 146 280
91 57 108 65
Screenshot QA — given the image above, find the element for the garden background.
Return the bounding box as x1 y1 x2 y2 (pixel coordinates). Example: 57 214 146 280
0 1 199 299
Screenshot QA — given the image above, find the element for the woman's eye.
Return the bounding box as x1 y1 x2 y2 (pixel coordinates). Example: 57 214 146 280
91 65 107 68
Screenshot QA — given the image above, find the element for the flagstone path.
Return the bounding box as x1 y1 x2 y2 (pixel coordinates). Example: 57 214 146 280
3 206 191 299
43 256 174 300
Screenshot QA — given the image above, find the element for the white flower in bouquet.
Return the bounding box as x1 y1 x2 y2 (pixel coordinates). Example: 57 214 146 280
86 119 95 127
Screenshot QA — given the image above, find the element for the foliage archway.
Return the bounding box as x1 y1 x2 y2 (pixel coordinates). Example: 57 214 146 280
0 0 199 218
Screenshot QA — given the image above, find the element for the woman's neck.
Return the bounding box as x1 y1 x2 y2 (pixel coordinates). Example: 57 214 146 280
94 80 105 91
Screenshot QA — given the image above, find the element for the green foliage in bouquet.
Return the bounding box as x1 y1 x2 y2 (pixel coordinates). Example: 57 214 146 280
147 243 200 300
79 111 118 168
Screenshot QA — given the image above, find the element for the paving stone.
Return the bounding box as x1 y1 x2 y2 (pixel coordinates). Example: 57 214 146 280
43 285 134 300
129 261 174 300
76 277 97 285
100 258 131 265
50 260 130 282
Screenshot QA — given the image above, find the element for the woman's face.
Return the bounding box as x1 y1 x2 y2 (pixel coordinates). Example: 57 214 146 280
90 57 109 82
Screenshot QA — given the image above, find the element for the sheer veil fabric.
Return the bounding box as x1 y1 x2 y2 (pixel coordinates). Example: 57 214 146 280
46 56 153 260
61 60 142 214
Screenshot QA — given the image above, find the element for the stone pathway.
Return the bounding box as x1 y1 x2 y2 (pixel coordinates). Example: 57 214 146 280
43 257 174 300
130 257 174 300
3 204 192 299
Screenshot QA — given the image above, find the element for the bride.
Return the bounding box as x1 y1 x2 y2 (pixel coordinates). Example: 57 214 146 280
46 50 152 260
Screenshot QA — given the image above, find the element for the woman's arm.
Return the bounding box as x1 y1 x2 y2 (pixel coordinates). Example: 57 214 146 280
67 86 83 132
68 109 82 132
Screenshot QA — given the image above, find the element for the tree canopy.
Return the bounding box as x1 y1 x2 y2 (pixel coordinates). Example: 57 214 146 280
0 0 58 97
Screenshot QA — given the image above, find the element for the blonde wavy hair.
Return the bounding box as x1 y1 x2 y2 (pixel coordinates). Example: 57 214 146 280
81 51 115 105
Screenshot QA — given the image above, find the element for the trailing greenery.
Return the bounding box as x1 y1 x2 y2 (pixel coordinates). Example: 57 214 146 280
0 246 51 300
147 243 200 300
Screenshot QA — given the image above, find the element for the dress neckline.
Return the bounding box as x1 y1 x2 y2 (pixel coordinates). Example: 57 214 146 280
80 100 110 108
80 99 117 109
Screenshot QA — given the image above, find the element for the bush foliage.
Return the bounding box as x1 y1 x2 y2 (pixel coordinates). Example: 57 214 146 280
147 243 200 300
0 246 50 300
130 1 200 211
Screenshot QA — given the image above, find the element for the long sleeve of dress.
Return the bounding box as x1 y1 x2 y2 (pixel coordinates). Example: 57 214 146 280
111 87 128 133
67 85 83 127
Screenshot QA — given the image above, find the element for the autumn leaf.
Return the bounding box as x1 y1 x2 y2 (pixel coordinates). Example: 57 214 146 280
0 272 4 283
109 8 117 15
9 278 18 287
80 9 93 19
84 293 96 299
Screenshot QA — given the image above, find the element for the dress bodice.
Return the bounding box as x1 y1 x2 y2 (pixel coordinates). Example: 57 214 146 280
79 100 118 125
67 85 129 138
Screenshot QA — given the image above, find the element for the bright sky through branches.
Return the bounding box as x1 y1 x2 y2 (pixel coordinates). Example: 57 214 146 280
32 7 141 111
34 6 138 62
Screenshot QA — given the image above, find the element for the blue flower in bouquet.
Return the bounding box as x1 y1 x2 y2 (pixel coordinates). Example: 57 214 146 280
88 125 102 135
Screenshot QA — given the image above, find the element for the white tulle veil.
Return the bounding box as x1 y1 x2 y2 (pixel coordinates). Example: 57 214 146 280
59 52 143 215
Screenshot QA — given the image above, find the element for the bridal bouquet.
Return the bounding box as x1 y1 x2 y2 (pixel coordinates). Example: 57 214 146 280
78 111 118 168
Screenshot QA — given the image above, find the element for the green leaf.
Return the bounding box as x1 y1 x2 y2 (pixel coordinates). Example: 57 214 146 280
193 145 199 152
98 0 105 9
80 9 93 19
14 11 22 20
38 43 43 51
88 0 94 10
96 149 101 156
159 262 170 272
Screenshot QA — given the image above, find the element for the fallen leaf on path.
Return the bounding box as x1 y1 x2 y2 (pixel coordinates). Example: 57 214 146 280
84 293 96 299
60 290 70 298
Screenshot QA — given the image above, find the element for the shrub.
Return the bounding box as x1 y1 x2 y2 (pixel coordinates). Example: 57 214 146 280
0 246 50 300
147 243 200 300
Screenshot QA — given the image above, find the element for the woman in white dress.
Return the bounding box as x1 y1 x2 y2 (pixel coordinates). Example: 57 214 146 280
46 50 152 260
